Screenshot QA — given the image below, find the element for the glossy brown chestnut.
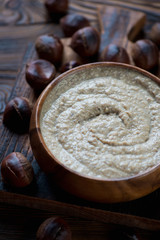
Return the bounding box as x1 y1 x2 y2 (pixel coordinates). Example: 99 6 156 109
36 216 72 240
100 44 130 64
131 39 159 70
148 22 160 47
26 59 56 91
44 0 68 14
70 26 100 58
35 34 63 65
60 13 90 37
1 152 34 188
3 97 32 133
60 60 80 73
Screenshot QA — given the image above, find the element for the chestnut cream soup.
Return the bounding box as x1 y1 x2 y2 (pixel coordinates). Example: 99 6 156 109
41 68 160 179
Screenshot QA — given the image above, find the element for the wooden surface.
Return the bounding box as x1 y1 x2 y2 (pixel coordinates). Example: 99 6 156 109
0 0 160 239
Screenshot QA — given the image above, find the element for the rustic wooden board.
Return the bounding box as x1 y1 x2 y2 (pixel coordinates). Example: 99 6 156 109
0 1 160 238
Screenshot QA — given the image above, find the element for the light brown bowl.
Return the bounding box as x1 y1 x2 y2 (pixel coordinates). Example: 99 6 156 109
30 62 160 203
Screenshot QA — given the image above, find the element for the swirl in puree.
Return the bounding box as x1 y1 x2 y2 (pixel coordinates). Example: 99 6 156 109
41 69 160 179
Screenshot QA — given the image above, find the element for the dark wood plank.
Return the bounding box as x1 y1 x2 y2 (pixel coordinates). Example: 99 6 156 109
0 203 158 240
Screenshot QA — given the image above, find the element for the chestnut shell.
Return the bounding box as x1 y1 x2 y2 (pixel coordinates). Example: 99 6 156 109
26 59 56 91
36 216 72 240
3 97 32 133
131 39 159 70
35 34 63 65
100 44 130 64
60 13 90 37
70 26 100 58
1 152 34 188
44 0 68 14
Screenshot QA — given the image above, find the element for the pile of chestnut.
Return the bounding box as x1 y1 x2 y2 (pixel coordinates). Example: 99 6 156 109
26 6 160 95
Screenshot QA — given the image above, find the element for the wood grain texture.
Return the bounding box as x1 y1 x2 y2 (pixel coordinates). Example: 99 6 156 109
0 0 160 238
98 5 146 52
0 203 158 240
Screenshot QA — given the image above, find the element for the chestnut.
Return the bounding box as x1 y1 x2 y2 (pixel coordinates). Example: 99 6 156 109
44 0 68 14
1 152 34 188
35 34 63 65
60 13 90 37
148 22 160 47
70 26 100 58
100 44 130 64
36 216 72 240
26 59 56 91
131 39 159 70
60 60 80 73
3 97 32 133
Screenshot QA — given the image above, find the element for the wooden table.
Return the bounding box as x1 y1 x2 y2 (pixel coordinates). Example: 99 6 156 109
0 0 160 239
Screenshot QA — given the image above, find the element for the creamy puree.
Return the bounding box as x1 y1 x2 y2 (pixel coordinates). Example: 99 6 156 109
41 68 160 179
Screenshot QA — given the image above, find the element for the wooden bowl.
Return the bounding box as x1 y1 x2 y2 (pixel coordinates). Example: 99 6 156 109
30 62 160 203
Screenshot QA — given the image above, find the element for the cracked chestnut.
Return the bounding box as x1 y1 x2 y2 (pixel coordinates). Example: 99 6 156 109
100 44 130 64
131 39 159 70
1 152 34 188
44 0 68 14
36 216 72 240
26 59 56 91
70 26 100 58
35 34 63 65
60 13 90 37
3 97 32 133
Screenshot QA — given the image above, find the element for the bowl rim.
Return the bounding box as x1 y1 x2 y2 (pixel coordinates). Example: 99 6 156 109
33 61 160 182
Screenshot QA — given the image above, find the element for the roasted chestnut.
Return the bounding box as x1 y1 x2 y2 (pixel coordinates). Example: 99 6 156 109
70 26 100 58
131 39 159 70
100 44 130 64
3 97 32 133
44 0 68 14
26 59 56 91
36 216 72 240
60 13 90 37
35 34 63 65
1 152 34 188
